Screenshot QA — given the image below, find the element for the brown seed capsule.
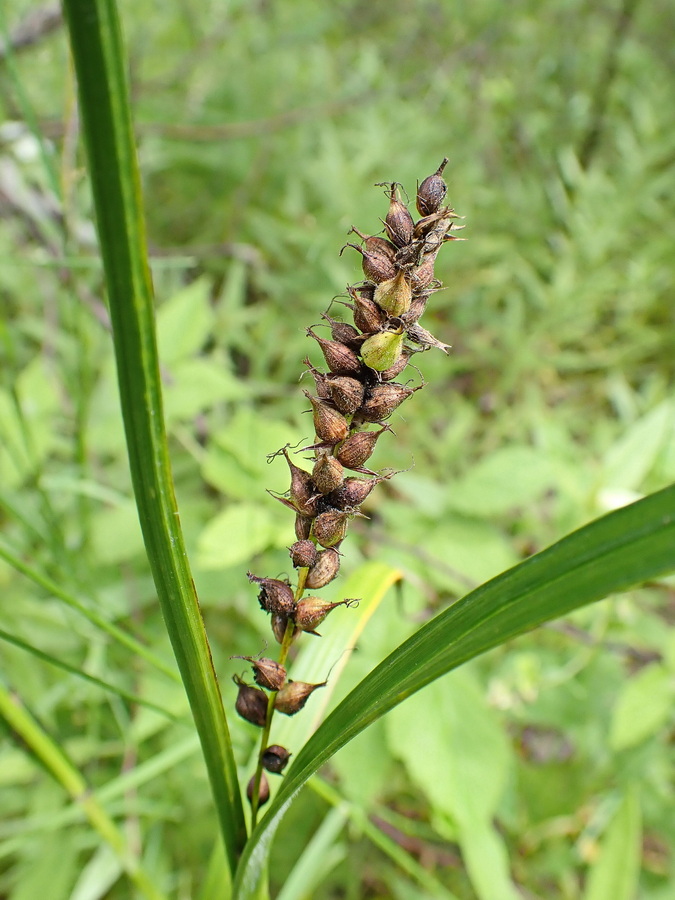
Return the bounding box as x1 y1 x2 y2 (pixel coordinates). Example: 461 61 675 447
378 182 415 248
337 425 391 470
357 382 423 423
327 476 379 508
312 508 351 548
373 270 412 317
289 539 318 569
312 453 345 494
247 773 270 807
416 157 448 216
405 293 429 325
279 446 315 515
360 329 405 373
305 547 341 588
232 656 287 691
303 392 349 444
306 327 362 376
410 248 440 292
274 679 326 716
320 313 364 351
247 573 296 617
406 323 451 354
303 358 331 400
342 239 396 284
349 227 397 261
262 744 292 774
346 285 388 334
326 375 366 416
233 675 268 727
294 596 359 633
294 513 313 541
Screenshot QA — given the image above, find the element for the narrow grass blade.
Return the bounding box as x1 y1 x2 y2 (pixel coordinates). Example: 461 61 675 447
61 0 246 868
233 485 675 896
0 626 178 720
0 683 167 900
0 539 180 682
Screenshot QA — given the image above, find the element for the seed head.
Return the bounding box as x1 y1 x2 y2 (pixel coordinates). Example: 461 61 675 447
305 547 341 588
247 573 296 617
416 157 448 216
306 327 362 376
326 375 366 416
303 391 350 444
262 744 292 774
356 381 424 423
312 508 352 548
378 182 415 248
233 675 268 727
247 772 270 807
232 655 287 691
294 596 359 633
289 539 318 569
336 424 391 470
347 286 387 334
312 453 345 494
274 679 326 716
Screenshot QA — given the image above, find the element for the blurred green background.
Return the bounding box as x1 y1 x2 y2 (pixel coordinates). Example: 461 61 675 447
1 0 674 897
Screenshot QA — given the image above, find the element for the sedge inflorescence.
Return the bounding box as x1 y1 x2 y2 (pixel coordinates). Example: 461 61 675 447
233 159 463 819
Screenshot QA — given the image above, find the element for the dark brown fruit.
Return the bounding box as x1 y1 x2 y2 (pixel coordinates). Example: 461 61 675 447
347 285 388 333
306 328 362 376
233 676 268 727
305 547 341 588
357 382 423 422
416 157 448 216
247 773 270 807
294 596 358 633
304 392 350 444
262 744 292 774
312 453 345 494
312 508 351 548
289 539 318 569
379 182 415 248
232 656 287 691
274 680 326 716
247 573 296 616
327 375 366 415
321 313 364 351
336 425 391 470
343 230 397 284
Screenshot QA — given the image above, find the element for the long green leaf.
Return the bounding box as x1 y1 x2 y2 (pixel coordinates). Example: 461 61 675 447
61 0 246 870
233 485 675 896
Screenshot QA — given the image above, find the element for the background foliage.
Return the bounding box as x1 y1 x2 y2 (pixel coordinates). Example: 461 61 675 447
1 0 674 897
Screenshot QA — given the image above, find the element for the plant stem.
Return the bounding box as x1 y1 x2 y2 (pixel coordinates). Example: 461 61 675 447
250 566 310 826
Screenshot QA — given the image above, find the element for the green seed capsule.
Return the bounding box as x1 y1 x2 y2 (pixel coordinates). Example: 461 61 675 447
360 330 404 372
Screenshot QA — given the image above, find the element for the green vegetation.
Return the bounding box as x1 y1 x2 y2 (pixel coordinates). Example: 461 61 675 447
1 0 674 898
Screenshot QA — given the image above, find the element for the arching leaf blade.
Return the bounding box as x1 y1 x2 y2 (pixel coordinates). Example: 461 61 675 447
233 484 675 897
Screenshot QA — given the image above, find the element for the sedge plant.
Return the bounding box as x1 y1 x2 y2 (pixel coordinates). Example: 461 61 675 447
2 1 672 897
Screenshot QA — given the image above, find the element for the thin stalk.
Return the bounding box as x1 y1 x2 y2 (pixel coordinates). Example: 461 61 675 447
249 589 305 827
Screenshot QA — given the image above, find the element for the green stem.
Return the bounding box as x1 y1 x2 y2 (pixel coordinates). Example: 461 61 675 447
250 567 309 827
